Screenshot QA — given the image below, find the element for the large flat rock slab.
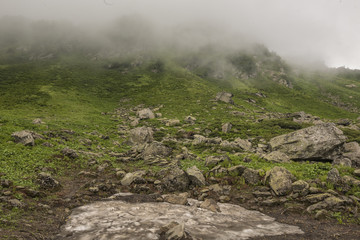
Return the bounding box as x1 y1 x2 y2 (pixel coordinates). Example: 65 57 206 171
56 196 303 240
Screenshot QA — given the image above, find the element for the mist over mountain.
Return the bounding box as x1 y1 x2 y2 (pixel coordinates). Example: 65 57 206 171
1 0 359 69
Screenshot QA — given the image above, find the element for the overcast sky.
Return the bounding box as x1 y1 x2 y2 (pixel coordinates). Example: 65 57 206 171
1 0 359 69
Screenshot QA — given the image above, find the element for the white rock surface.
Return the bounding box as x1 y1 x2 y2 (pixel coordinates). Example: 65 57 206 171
56 196 303 240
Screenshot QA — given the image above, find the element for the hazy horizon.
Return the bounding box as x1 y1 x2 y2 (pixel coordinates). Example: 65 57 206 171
1 0 359 69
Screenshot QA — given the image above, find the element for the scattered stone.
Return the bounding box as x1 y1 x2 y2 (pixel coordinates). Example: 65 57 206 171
337 119 351 126
324 196 345 208
269 123 346 161
1 179 12 188
158 222 192 240
78 171 97 178
307 202 327 213
253 190 272 198
221 122 232 133
292 180 309 196
200 198 220 212
130 118 139 127
327 168 341 185
163 193 188 205
32 118 44 124
186 166 205 187
61 148 78 159
120 171 146 186
315 209 328 219
228 165 246 176
215 92 234 104
354 169 360 177
8 199 25 208
342 175 360 187
89 187 99 193
205 155 229 167
263 151 290 163
309 187 323 194
219 195 231 203
305 193 332 203
243 168 261 185
266 166 294 196
137 108 155 120
342 142 360 167
143 142 172 160
37 172 61 190
11 130 34 146
129 126 153 145
115 170 126 178
166 119 181 127
184 116 196 124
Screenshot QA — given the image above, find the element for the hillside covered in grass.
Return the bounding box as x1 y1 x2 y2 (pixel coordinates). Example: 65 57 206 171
1 16 360 239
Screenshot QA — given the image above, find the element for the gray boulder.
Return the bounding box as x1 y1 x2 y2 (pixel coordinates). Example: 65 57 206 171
269 123 346 161
266 166 294 196
129 127 153 145
163 167 190 192
215 92 234 104
341 142 360 167
11 130 34 146
121 171 146 186
243 168 261 185
186 166 205 186
163 193 189 205
37 172 61 190
143 142 172 160
327 168 341 185
137 108 155 120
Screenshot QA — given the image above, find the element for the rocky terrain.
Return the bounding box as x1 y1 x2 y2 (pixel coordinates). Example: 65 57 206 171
1 17 360 239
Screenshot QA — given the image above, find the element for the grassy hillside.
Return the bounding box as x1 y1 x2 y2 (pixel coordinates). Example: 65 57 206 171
1 50 360 235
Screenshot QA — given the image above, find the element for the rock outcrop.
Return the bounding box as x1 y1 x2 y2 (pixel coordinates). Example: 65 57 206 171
215 92 234 104
11 130 34 146
129 127 154 145
269 123 346 161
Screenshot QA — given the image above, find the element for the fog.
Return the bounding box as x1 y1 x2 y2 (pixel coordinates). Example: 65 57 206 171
0 0 359 69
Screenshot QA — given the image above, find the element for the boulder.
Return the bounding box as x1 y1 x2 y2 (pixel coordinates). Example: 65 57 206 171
143 142 172 160
341 142 360 167
266 167 294 196
269 123 346 161
37 172 61 190
333 158 352 167
243 168 261 185
327 168 341 185
222 123 232 133
215 92 234 104
121 171 146 186
263 151 290 163
163 167 190 192
186 166 205 186
32 118 44 124
163 193 188 205
129 127 153 145
137 108 155 120
61 148 78 159
292 180 309 196
11 130 34 146
158 222 193 240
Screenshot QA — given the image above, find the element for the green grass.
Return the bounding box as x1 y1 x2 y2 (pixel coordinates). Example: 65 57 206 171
0 53 359 190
